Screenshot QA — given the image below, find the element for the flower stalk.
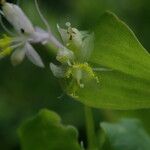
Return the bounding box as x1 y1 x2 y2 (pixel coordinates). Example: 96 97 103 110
84 106 98 150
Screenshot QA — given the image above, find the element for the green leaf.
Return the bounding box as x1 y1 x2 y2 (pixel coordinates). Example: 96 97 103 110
18 109 82 150
75 11 150 109
101 119 150 150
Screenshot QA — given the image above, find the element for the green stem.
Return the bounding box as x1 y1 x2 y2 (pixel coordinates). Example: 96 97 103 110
45 42 59 55
84 105 98 150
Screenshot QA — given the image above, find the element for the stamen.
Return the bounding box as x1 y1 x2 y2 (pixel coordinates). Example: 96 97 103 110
66 22 71 27
34 0 64 49
0 35 24 58
65 22 76 41
34 0 51 33
10 42 24 49
0 14 15 36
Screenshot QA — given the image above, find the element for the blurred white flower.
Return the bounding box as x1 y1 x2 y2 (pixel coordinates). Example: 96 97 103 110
0 0 64 67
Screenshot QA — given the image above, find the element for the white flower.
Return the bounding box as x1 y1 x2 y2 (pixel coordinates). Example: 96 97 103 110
0 2 47 67
0 1 64 67
57 22 94 62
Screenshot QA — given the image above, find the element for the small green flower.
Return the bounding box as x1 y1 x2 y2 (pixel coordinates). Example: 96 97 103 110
50 23 101 96
0 1 49 67
50 23 112 96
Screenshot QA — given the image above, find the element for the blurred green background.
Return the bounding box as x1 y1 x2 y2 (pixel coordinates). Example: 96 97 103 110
0 0 150 149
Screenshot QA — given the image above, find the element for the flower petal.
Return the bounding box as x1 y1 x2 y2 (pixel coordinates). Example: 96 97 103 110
57 24 69 45
29 27 49 44
2 2 34 34
11 47 26 66
25 43 44 68
56 47 74 64
50 63 65 78
81 33 94 61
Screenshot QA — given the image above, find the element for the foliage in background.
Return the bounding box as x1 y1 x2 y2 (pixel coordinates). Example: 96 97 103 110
0 0 150 150
101 119 150 150
19 109 82 150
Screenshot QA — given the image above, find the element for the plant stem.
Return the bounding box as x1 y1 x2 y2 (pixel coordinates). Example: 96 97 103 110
84 105 98 150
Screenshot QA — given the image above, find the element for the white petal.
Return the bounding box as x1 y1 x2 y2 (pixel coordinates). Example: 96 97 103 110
57 24 69 44
2 3 34 34
57 24 83 50
80 31 89 38
31 26 64 49
56 47 74 64
34 27 47 33
11 47 26 66
25 43 45 68
71 28 83 48
50 63 65 78
30 27 49 43
81 33 94 61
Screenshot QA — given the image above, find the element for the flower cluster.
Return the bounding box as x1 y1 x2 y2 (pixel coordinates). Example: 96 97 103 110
0 0 63 67
0 0 101 96
0 1 47 67
50 23 99 96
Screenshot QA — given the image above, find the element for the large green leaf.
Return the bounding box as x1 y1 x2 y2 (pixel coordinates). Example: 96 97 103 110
101 119 150 150
75 11 150 109
18 109 82 150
